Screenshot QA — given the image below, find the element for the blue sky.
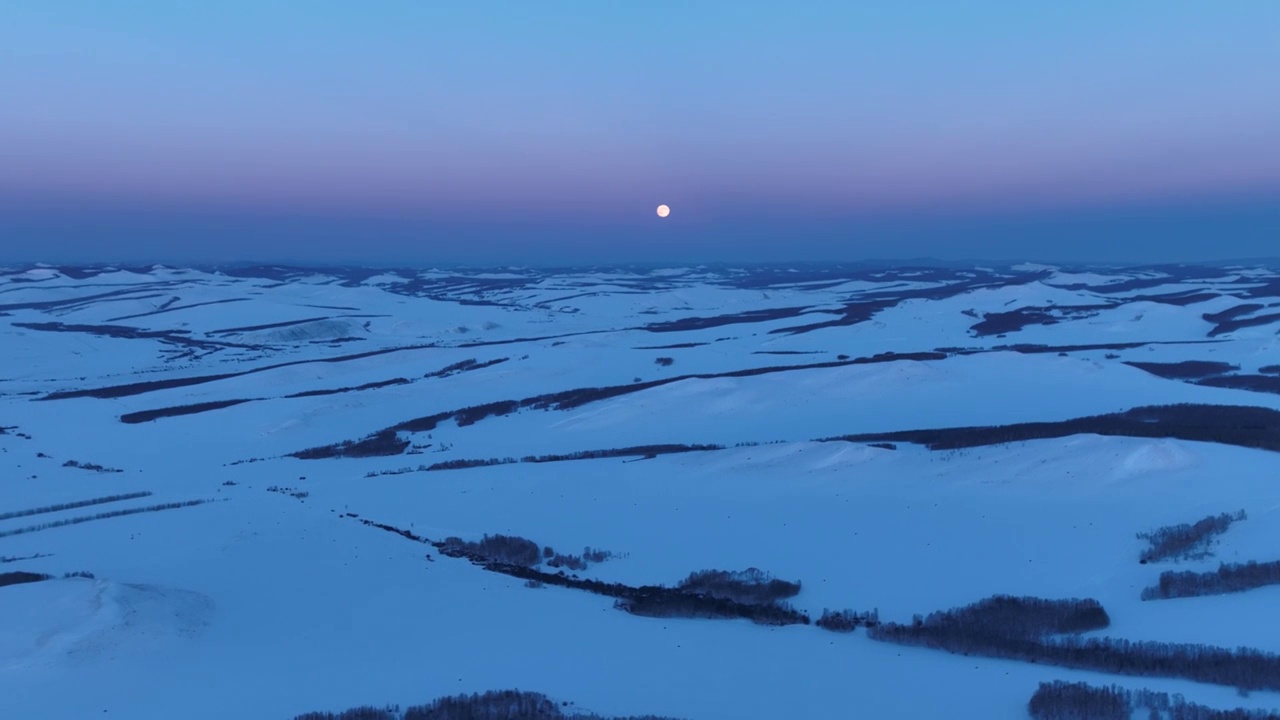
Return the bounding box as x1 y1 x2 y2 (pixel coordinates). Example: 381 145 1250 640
2 1 1278 264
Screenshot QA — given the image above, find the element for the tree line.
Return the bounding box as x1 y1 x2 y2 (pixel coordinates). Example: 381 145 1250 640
295 688 682 720
1 571 96 589
1124 360 1239 380
0 491 152 522
0 499 212 539
423 357 509 380
357 518 809 628
0 571 51 588
1143 558 1280 600
292 429 411 459
1138 510 1246 564
867 594 1280 691
425 444 725 472
828 404 1280 454
1029 680 1280 720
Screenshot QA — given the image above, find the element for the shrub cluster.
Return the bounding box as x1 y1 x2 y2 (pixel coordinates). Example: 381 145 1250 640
440 534 542 567
815 608 880 632
583 547 614 563
544 545 618 571
267 485 310 500
508 564 809 627
675 568 801 604
544 553 585 571
614 593 806 626
364 465 437 478
61 459 123 473
440 534 617 573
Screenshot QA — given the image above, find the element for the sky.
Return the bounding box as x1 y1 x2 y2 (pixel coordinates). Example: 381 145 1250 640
1 1 1278 266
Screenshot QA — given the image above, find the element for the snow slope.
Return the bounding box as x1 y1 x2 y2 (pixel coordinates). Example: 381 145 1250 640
2 262 1280 719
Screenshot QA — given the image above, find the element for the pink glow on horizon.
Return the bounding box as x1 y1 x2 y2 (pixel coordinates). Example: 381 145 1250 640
6 122 1278 224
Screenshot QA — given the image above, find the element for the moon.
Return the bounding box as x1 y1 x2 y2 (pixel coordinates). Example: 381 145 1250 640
656 204 670 218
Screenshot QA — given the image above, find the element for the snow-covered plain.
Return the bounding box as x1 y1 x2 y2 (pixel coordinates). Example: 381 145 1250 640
2 262 1280 719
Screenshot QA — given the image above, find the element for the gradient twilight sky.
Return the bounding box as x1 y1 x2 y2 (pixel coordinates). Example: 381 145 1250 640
2 1 1278 265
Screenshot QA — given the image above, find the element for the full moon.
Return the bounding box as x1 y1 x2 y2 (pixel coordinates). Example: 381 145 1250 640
656 204 670 218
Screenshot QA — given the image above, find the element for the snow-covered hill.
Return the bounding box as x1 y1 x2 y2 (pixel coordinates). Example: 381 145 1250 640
2 262 1280 719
